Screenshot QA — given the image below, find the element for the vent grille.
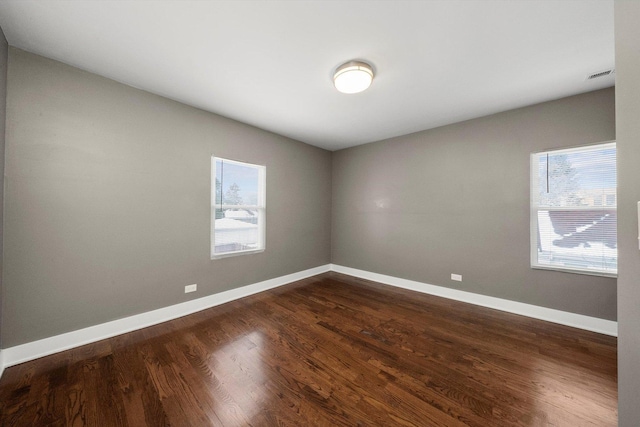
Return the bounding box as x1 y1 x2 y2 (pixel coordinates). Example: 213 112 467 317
587 69 615 80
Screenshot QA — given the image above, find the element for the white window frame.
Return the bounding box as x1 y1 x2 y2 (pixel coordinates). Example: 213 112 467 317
530 141 617 277
211 157 266 259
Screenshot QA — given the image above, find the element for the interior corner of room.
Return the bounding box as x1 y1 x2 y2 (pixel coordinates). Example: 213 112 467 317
0 1 638 425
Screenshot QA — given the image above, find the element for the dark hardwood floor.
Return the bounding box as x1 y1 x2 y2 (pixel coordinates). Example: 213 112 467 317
0 272 617 426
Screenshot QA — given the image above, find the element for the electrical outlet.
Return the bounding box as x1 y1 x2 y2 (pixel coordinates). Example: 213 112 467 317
184 284 197 293
451 274 462 282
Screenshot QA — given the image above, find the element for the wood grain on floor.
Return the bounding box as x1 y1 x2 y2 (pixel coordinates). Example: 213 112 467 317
0 272 617 426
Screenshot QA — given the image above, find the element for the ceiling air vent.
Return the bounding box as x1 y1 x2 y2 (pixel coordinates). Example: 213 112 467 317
586 69 615 80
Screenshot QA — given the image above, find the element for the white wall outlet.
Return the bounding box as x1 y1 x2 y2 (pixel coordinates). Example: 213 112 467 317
184 284 197 293
451 274 462 282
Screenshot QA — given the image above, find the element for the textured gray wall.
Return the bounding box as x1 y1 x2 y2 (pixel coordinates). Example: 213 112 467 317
0 27 7 349
2 48 332 347
615 2 640 425
332 88 616 320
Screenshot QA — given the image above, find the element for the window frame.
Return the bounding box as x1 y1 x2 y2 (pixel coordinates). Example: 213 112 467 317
211 156 266 260
529 141 617 278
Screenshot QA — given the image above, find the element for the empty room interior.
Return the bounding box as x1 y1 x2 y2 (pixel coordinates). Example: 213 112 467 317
0 1 639 426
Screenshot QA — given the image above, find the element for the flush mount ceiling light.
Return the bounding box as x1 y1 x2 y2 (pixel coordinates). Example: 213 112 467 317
333 61 374 94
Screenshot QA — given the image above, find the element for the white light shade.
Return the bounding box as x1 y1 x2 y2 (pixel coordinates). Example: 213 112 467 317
333 61 374 94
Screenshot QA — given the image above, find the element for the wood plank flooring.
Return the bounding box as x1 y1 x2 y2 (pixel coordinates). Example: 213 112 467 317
0 272 617 426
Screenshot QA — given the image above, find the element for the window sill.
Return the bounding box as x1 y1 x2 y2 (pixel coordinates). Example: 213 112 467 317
531 265 617 279
211 248 265 260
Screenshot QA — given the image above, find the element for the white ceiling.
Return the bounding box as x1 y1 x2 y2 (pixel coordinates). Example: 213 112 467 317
0 1 614 151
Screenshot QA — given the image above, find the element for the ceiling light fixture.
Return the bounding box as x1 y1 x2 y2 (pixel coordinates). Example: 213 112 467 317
333 61 374 94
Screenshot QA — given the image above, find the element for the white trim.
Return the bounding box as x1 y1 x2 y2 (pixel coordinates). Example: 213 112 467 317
330 264 618 337
536 140 616 157
530 141 618 277
1 264 330 371
0 262 617 380
211 156 266 260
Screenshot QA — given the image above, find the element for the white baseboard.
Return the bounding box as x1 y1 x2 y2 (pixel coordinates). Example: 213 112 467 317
330 264 618 337
1 264 331 370
0 262 617 379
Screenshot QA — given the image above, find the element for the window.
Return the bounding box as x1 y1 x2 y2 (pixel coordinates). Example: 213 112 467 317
530 142 616 276
211 157 265 258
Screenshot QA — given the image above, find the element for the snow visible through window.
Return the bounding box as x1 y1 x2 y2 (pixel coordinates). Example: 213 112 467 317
211 157 265 258
531 142 616 276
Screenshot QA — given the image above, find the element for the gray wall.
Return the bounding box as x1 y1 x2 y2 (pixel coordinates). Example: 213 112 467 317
615 2 640 425
332 88 616 320
2 48 332 347
0 27 7 349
